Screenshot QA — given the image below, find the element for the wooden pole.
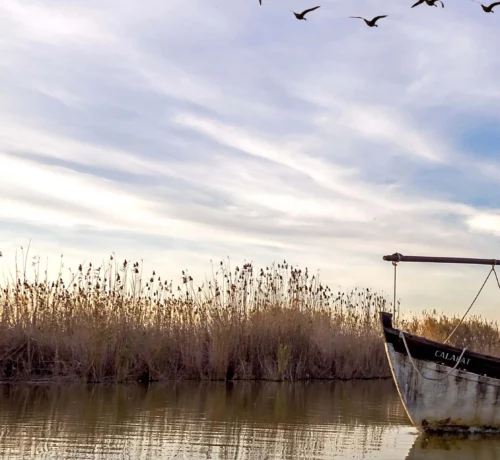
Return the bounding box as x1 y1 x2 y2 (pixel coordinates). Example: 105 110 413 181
383 253 500 266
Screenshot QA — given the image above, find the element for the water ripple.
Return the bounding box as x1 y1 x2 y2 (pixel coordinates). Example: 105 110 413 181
0 380 418 459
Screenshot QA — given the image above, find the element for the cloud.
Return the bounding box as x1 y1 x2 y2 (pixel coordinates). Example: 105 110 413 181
337 105 446 163
1 0 500 318
466 212 500 237
0 122 167 176
0 0 114 46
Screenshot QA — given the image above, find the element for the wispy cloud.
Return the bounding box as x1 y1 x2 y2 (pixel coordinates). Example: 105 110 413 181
1 0 500 316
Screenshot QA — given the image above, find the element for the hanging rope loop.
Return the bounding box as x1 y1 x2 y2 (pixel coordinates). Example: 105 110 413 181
399 330 467 381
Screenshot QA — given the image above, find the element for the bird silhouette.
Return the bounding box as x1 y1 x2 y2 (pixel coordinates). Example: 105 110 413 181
259 0 262 4
349 15 388 27
412 0 444 7
291 6 321 20
472 0 500 11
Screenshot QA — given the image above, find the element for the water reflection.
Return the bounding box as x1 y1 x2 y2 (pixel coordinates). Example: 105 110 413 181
406 433 500 460
0 380 416 459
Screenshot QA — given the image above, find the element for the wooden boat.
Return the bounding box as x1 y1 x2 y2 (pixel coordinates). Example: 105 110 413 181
380 253 500 433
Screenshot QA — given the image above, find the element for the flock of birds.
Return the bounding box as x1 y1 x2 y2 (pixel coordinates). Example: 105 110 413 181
257 0 500 26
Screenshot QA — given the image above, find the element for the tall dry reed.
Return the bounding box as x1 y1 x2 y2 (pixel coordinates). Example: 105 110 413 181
0 252 499 383
401 310 500 355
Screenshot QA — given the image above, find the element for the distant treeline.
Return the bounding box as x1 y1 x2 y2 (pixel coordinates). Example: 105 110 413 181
1 255 499 383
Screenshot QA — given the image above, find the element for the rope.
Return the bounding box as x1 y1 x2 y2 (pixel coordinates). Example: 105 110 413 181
392 253 401 326
494 266 500 291
444 266 495 344
399 330 467 381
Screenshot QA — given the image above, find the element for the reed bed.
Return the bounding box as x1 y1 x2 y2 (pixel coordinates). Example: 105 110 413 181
401 310 500 356
1 253 499 383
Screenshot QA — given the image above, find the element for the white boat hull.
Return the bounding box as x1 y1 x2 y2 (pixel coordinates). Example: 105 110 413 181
386 342 500 432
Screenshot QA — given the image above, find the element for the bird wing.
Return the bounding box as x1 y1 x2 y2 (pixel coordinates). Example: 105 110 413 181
301 6 321 15
489 1 500 7
372 15 388 22
349 16 364 18
411 0 425 7
438 0 445 7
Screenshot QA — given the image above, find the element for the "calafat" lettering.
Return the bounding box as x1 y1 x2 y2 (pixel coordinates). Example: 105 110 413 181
435 350 471 366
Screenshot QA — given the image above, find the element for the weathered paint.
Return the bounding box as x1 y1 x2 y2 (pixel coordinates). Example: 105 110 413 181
386 342 500 432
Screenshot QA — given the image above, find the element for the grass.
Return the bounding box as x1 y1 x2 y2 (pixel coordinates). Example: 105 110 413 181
1 251 500 383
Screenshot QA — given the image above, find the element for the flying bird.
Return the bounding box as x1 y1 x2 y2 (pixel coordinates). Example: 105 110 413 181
473 0 500 11
412 0 444 7
291 6 321 20
349 15 388 27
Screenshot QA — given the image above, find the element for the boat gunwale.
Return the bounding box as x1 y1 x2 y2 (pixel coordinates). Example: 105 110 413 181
380 311 500 379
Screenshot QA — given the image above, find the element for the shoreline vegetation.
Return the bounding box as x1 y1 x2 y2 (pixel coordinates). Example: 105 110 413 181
1 253 500 384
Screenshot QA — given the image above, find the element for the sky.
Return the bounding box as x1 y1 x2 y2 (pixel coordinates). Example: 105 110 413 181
1 0 500 319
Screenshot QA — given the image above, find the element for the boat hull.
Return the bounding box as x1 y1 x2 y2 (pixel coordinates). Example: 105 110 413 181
381 312 500 432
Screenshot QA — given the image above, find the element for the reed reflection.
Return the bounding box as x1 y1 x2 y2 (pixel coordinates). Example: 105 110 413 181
0 380 414 459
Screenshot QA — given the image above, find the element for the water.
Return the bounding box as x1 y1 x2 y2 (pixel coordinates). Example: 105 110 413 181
0 380 496 459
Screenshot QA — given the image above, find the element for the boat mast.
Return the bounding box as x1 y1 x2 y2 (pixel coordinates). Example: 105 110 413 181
383 253 500 266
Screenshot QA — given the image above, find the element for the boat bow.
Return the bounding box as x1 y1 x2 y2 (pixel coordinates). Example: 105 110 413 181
381 311 500 432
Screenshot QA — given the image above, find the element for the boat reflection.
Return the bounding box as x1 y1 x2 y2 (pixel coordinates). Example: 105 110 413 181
406 432 500 459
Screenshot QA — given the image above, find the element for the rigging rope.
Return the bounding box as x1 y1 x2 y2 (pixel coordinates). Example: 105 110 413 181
392 258 500 381
392 253 402 327
399 330 467 381
444 266 497 344
494 267 500 291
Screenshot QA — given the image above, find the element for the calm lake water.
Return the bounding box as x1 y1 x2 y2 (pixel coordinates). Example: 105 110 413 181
0 379 498 459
